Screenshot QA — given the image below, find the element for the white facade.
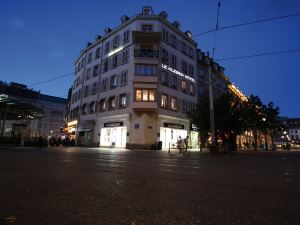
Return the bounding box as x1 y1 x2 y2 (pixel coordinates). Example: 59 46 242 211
68 7 200 149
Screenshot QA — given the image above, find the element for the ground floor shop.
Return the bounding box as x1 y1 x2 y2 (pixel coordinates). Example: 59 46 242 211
78 113 199 150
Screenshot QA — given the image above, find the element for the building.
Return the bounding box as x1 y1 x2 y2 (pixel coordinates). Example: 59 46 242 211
68 6 206 149
0 81 67 141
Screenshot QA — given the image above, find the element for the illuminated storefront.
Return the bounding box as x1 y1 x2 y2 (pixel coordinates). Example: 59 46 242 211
100 122 127 147
160 123 188 149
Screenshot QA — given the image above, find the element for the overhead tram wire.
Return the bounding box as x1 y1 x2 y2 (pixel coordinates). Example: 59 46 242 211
28 72 73 87
216 49 300 62
193 12 300 38
82 0 103 25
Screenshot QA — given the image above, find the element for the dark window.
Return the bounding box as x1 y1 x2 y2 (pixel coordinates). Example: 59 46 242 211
142 24 153 32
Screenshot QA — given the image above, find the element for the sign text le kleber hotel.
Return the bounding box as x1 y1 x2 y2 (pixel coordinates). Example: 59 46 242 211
161 63 195 83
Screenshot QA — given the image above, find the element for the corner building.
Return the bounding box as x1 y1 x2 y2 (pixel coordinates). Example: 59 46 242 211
69 7 199 149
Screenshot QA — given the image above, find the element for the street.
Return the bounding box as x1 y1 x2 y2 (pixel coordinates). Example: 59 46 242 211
0 148 299 225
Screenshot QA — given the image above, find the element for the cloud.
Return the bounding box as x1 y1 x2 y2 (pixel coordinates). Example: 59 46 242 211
50 51 65 59
9 19 27 29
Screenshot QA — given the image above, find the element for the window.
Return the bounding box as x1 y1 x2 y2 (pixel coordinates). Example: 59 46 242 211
136 64 156 76
161 94 168 109
99 99 106 112
161 71 169 86
123 30 130 43
83 85 89 97
170 75 177 89
81 104 87 115
95 47 100 59
182 60 187 74
181 80 187 92
103 59 108 72
171 97 178 111
136 89 142 101
112 35 120 49
89 101 95 114
101 78 107 91
110 75 117 89
162 49 169 64
171 34 177 48
108 96 116 110
85 68 91 81
188 64 194 77
112 55 118 68
188 46 194 58
93 65 99 77
91 82 97 95
104 42 110 54
181 41 187 54
162 29 169 42
182 100 188 113
142 24 153 32
171 54 177 68
87 53 92 63
190 84 195 96
122 50 129 63
120 71 127 85
119 93 127 107
135 89 155 101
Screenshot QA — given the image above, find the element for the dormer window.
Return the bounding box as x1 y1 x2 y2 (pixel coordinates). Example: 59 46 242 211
104 27 112 34
185 31 192 38
142 6 153 15
121 15 129 24
172 21 181 29
159 11 168 19
142 24 153 32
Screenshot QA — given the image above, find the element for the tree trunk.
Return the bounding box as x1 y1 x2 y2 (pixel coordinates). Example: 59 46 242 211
264 132 268 151
253 130 258 151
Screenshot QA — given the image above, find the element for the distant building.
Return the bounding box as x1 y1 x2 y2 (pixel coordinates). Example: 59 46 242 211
285 118 300 145
0 81 67 140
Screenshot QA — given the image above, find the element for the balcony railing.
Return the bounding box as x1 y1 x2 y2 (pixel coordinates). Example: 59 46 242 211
134 49 159 58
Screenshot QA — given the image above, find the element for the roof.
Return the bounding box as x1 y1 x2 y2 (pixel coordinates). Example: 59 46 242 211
0 94 44 120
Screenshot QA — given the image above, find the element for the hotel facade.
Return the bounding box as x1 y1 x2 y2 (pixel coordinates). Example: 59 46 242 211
67 6 229 149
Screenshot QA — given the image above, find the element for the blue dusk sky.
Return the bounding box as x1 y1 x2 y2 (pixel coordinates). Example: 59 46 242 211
0 0 299 117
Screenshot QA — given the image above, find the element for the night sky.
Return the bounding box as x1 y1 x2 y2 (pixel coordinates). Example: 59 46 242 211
0 0 299 117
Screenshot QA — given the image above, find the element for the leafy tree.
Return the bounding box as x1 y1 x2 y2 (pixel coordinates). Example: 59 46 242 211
241 95 265 150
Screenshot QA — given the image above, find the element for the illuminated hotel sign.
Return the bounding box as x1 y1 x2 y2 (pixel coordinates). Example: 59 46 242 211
161 63 195 83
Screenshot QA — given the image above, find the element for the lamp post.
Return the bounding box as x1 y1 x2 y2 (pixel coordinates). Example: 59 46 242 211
208 62 216 147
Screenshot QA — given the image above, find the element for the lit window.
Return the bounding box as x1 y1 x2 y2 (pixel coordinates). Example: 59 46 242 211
161 94 168 108
109 96 116 110
171 97 177 111
181 80 187 92
135 89 155 102
149 90 155 101
142 90 148 101
110 75 117 88
136 90 142 101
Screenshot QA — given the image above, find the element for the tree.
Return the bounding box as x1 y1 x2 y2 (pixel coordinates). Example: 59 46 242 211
241 95 265 151
188 98 210 150
189 92 246 152
261 102 281 149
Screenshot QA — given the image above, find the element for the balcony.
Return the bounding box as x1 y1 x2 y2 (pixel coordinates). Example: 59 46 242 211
132 31 161 44
132 101 157 112
134 49 159 58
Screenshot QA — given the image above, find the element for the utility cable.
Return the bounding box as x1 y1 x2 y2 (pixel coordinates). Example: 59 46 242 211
28 72 73 87
193 12 300 37
82 0 103 25
216 49 300 61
